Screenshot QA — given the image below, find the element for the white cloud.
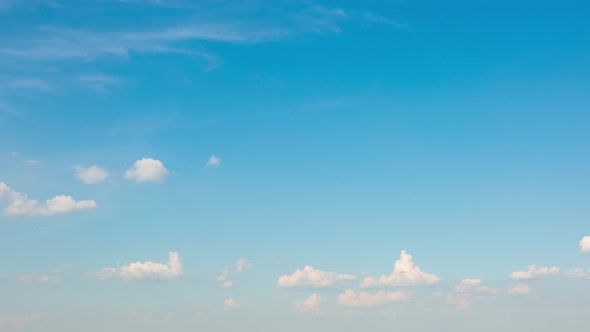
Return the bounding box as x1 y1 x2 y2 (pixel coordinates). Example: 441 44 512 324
224 298 240 310
509 265 560 280
278 266 357 288
0 273 62 285
74 165 110 184
508 284 532 295
337 289 409 308
206 155 221 167
235 258 253 273
446 279 501 312
216 269 233 288
0 314 41 329
453 279 501 294
124 158 169 183
295 294 325 313
580 236 590 253
565 268 590 280
360 250 441 288
78 74 120 91
0 181 97 217
90 252 183 281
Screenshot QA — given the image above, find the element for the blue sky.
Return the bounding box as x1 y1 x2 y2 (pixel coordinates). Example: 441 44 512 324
1 0 590 331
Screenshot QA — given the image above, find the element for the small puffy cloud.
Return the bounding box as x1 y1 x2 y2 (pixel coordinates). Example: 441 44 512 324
235 258 253 273
295 294 325 313
453 279 501 294
0 181 97 217
0 314 41 329
565 268 590 280
90 252 183 281
580 236 590 253
217 269 233 288
125 158 169 183
508 284 531 295
447 279 500 311
74 165 110 184
360 251 441 288
278 266 357 288
206 155 221 167
224 298 240 310
337 289 409 308
509 265 560 280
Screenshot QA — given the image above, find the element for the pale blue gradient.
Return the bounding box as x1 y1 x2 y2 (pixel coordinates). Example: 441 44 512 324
1 0 589 331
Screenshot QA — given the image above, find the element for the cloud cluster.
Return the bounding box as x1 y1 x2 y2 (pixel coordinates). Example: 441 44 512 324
509 265 560 280
278 266 357 288
0 181 97 217
74 165 110 184
90 252 183 281
125 158 170 183
360 251 440 288
337 289 409 308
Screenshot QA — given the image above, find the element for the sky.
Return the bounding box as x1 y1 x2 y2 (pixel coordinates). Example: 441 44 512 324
0 0 590 331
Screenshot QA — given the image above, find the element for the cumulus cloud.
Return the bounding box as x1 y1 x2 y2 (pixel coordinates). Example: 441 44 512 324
124 158 169 183
360 251 441 288
580 236 590 253
224 298 240 310
337 289 409 308
509 265 560 280
90 252 183 281
565 268 590 280
0 314 41 329
446 279 501 311
295 294 325 313
206 155 221 167
508 284 532 295
278 266 357 288
0 181 97 217
217 269 233 288
74 165 110 184
235 258 253 273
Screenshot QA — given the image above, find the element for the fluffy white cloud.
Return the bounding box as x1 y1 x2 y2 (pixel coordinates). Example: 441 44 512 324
0 181 97 217
235 258 253 273
73 165 110 184
224 298 240 310
580 236 590 253
295 294 325 313
509 265 560 280
0 314 41 329
508 284 532 295
278 266 357 288
360 251 441 288
206 155 221 167
447 279 501 311
90 252 183 281
565 268 590 280
124 158 169 183
337 289 409 308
